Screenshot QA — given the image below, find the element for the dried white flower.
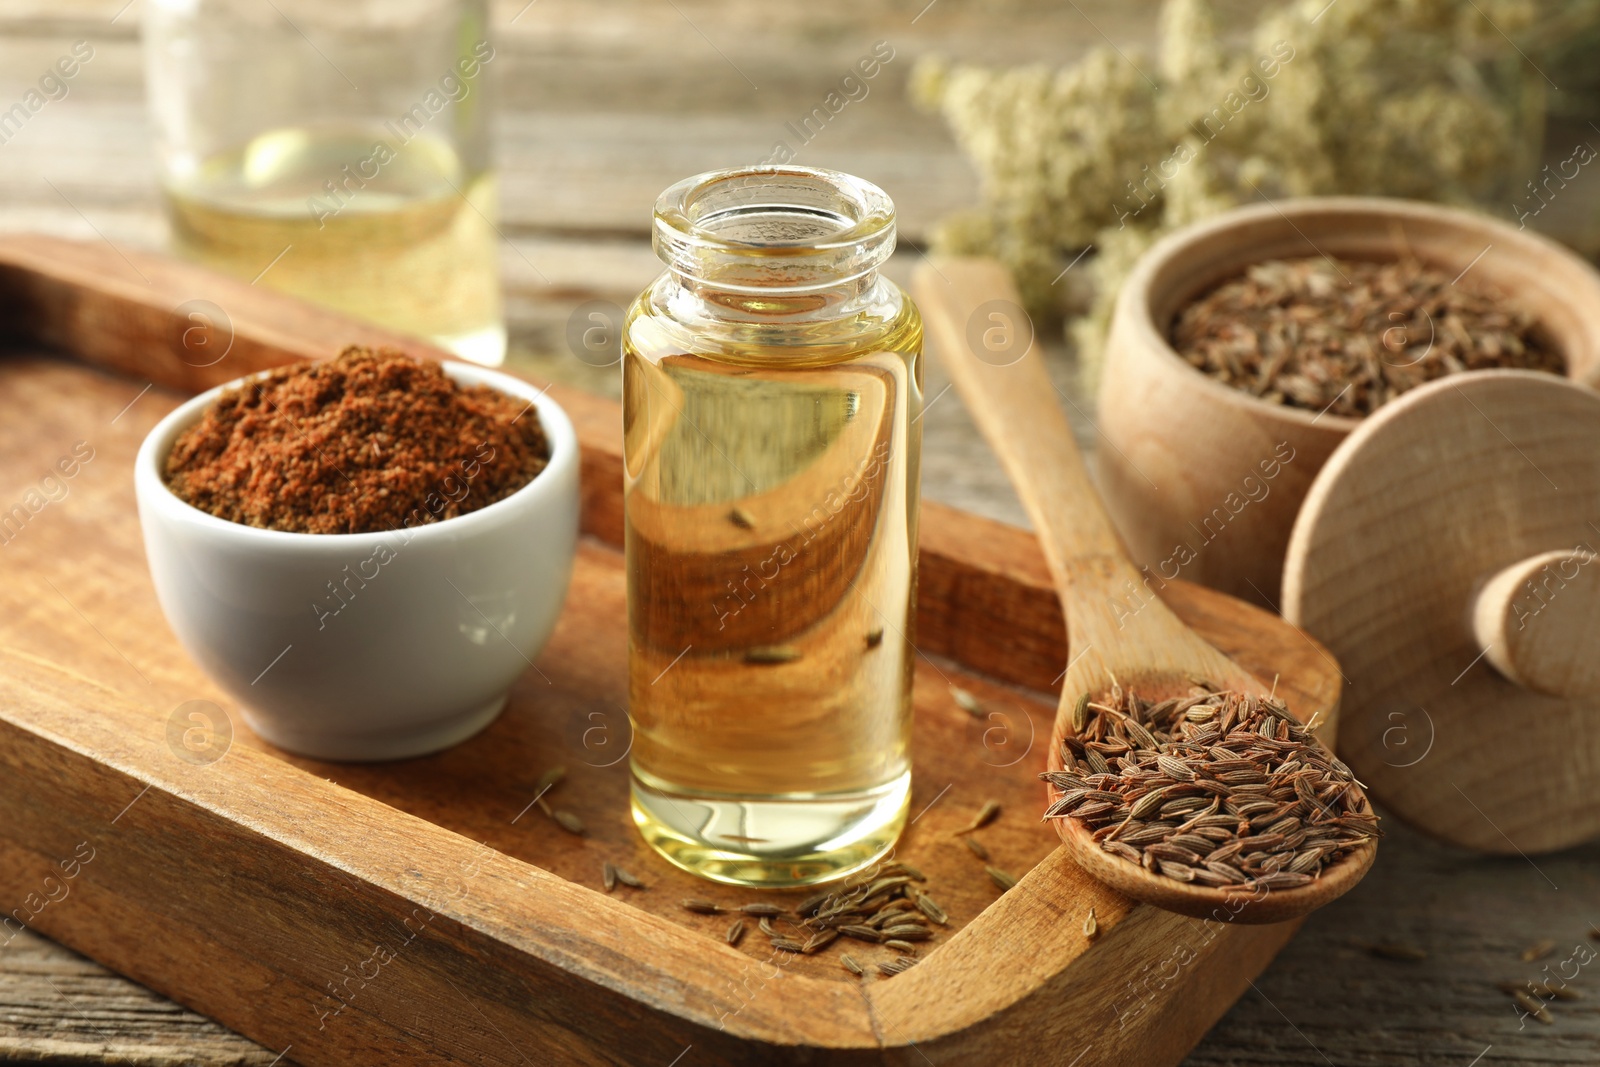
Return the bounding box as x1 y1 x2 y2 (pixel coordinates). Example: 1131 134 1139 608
912 0 1568 387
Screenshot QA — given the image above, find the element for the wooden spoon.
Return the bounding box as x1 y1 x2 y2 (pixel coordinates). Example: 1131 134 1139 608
913 258 1375 924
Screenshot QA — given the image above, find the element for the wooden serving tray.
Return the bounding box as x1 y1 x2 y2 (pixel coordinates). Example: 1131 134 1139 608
0 236 1340 1066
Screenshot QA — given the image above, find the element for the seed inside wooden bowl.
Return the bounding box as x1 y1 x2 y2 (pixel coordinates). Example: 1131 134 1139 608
1170 256 1562 419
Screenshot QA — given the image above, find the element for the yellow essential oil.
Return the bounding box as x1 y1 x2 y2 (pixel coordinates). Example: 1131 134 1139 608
164 125 504 364
624 167 922 887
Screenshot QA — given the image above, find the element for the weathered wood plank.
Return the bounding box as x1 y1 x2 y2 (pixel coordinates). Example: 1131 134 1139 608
0 0 1195 244
1189 818 1600 1066
0 347 1320 1066
2 0 1596 252
0 235 1346 1065
0 928 281 1066
8 810 1598 1066
3 1 1599 1063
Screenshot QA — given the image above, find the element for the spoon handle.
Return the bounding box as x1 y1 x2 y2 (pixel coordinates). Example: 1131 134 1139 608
913 258 1133 596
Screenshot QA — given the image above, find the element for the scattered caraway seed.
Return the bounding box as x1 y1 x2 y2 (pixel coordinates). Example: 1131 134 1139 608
865 627 884 649
885 940 919 955
915 895 949 926
877 959 913 977
1532 983 1580 1001
868 904 913 927
677 859 955 974
963 837 990 861
1044 684 1379 893
952 687 983 716
536 766 567 793
1501 981 1579 1001
553 810 585 835
841 953 864 976
986 866 1017 891
956 799 1001 835
745 645 800 665
602 862 617 893
682 898 723 915
1083 907 1099 941
1366 942 1427 962
726 919 746 947
802 930 838 954
862 875 914 899
1522 939 1557 962
796 891 832 917
740 902 784 917
729 507 755 530
1512 989 1554 1024
613 866 646 889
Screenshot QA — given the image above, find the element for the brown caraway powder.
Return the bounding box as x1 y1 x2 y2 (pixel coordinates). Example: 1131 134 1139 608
164 347 550 534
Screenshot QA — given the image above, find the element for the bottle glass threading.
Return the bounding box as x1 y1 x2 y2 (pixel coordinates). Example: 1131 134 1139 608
623 166 922 887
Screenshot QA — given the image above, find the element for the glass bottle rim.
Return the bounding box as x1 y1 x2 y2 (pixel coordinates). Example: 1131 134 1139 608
652 165 897 293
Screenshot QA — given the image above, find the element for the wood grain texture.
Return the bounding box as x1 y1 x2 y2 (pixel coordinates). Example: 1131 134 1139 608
0 354 1306 1066
1474 548 1600 700
1097 198 1600 610
914 257 1370 925
1284 371 1600 856
0 240 1345 1063
0 926 281 1066
9 815 1600 1067
0 232 1312 705
4 2 1599 1062
1188 813 1600 1067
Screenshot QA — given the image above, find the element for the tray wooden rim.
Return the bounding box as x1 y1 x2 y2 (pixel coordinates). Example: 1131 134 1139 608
0 233 1343 1063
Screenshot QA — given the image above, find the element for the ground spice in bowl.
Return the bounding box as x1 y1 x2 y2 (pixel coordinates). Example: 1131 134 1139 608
164 347 550 534
1170 255 1564 419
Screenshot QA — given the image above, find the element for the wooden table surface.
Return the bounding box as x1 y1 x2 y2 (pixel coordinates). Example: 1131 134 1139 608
2 1 1599 1064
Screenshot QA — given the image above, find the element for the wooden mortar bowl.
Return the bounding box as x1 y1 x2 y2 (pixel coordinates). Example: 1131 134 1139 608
1096 197 1600 608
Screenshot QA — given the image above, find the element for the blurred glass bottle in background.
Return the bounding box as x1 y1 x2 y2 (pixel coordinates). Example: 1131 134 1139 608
142 0 505 364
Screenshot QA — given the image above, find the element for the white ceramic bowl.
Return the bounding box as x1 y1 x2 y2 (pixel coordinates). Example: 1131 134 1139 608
135 362 580 761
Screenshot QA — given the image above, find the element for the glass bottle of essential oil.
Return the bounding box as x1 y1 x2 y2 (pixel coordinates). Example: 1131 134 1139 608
142 0 505 365
624 166 922 887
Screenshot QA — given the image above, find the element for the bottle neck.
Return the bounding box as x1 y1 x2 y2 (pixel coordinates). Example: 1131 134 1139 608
667 268 882 322
651 166 897 329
